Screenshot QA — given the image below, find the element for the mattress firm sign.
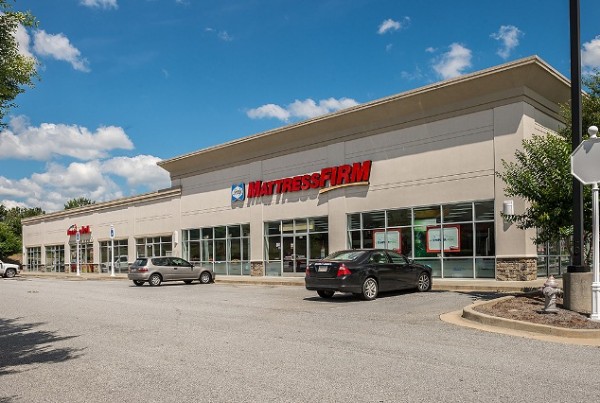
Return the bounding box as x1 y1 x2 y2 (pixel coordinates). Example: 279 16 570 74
233 160 372 201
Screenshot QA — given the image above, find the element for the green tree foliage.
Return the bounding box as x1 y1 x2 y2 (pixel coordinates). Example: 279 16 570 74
0 0 39 125
0 204 44 257
64 197 96 210
497 71 600 261
0 222 20 256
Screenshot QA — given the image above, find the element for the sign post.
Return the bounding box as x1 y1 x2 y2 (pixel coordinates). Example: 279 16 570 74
570 125 600 321
76 229 81 276
110 225 115 277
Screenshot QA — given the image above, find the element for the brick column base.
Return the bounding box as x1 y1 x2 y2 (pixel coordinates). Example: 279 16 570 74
496 258 537 281
250 261 264 276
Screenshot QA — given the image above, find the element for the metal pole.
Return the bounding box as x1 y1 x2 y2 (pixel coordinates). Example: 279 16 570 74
76 232 81 276
568 0 588 273
111 237 115 277
592 183 600 321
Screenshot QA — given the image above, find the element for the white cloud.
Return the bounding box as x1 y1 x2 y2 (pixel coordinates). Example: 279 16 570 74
33 30 90 72
102 155 171 188
377 17 410 35
247 103 290 121
0 162 121 212
80 0 118 9
247 98 359 122
0 114 170 212
0 117 134 161
582 36 600 71
491 25 523 59
0 156 170 212
15 24 34 59
218 31 233 42
432 43 472 79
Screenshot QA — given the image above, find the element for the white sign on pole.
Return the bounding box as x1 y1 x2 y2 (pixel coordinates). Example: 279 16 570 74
571 136 600 184
110 225 115 239
571 126 600 322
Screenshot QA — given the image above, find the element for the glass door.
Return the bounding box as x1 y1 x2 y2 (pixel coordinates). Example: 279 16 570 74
282 235 307 275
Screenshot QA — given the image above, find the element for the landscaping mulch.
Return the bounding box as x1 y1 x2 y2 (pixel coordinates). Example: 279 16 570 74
473 294 600 330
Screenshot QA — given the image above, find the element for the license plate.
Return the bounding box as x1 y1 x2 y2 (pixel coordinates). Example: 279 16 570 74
317 265 328 272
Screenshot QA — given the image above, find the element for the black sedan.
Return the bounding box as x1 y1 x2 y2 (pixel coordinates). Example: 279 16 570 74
305 249 432 300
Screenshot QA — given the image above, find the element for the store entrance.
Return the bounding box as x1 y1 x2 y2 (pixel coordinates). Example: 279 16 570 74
282 235 307 275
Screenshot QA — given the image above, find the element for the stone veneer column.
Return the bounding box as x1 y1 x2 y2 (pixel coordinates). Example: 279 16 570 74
495 258 537 281
250 261 264 276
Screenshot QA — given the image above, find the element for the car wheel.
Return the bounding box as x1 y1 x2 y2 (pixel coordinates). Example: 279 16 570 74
417 272 431 292
317 290 335 299
148 273 162 286
199 271 212 284
361 277 378 301
133 280 144 286
4 268 16 278
183 279 193 284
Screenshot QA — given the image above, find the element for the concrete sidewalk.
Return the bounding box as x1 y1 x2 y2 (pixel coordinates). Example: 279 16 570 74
15 270 553 293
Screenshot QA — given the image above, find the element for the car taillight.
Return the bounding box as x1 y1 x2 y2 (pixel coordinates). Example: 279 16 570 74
138 267 148 272
336 264 351 277
305 267 311 276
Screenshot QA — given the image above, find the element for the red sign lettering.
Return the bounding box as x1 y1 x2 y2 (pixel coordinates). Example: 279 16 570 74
246 160 371 199
66 225 91 236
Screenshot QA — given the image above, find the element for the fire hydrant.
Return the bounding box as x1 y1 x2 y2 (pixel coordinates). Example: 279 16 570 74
542 275 563 313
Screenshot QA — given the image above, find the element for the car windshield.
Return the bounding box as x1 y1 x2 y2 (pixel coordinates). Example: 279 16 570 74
133 258 147 266
325 250 365 261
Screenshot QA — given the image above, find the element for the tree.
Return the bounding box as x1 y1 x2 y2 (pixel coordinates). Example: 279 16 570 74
64 197 96 210
0 205 44 257
0 222 20 256
497 71 600 263
0 0 39 126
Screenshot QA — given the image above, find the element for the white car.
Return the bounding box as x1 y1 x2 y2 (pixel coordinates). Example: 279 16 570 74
0 260 20 278
101 256 130 272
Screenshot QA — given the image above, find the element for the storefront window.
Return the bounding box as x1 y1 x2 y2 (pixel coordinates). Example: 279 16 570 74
26 247 42 271
136 236 172 258
182 224 250 276
443 202 473 223
70 242 94 273
45 245 65 272
347 201 495 279
388 208 411 227
264 216 328 276
99 240 129 274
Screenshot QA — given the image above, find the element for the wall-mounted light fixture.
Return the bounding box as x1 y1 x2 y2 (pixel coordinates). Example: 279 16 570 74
502 200 514 216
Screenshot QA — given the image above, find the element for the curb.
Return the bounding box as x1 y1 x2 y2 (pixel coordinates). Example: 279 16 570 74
461 296 600 339
14 273 547 293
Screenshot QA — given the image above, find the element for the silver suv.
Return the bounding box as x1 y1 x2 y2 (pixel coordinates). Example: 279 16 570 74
128 256 214 287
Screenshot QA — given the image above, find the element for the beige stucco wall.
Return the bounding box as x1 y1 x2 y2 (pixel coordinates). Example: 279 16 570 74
174 101 553 260
22 191 181 266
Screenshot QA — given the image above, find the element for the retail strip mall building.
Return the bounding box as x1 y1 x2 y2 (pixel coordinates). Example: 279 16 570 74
22 56 571 281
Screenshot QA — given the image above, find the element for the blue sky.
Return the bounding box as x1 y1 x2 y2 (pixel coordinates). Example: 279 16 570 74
1 0 600 212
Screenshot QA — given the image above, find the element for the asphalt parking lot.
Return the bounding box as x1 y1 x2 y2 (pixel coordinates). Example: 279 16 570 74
1 277 599 403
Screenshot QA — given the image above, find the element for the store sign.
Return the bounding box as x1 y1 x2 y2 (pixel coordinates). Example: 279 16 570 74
426 225 461 253
244 160 372 199
67 224 91 236
373 229 401 253
231 183 245 202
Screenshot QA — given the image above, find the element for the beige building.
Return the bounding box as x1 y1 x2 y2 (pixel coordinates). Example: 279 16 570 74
22 56 571 281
